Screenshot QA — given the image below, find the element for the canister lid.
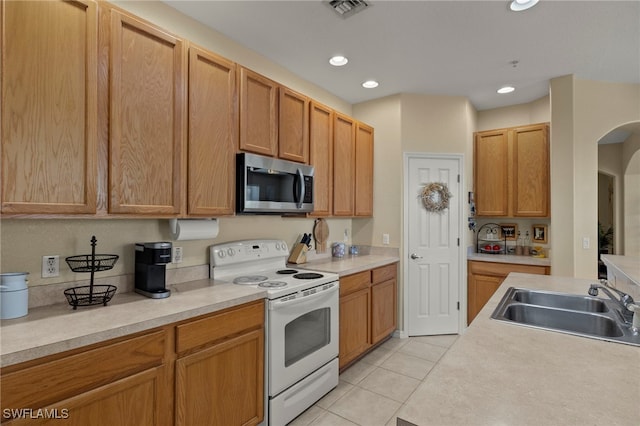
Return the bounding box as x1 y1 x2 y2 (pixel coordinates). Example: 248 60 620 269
0 272 29 291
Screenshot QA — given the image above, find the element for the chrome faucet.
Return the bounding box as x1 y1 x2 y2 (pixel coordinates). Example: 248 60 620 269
589 279 635 324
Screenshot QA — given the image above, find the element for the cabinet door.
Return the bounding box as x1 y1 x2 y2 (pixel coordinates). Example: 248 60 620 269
187 46 236 216
1 329 169 425
371 278 397 344
175 329 264 426
333 113 355 216
474 129 509 216
354 122 374 217
15 367 167 426
467 272 504 325
309 102 334 216
109 10 185 215
279 87 309 163
339 288 371 369
1 0 98 214
512 124 550 217
238 67 278 157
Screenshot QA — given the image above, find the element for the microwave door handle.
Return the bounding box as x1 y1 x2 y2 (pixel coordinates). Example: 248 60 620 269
295 168 305 209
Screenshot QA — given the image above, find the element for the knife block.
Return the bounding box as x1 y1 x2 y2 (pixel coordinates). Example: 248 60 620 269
288 243 308 264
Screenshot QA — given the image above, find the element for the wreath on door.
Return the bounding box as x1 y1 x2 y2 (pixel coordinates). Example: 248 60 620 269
420 182 453 212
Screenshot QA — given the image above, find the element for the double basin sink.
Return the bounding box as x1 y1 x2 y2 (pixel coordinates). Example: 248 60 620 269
491 287 639 346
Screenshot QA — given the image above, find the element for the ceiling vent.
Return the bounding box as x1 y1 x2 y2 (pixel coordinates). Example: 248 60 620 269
326 0 370 18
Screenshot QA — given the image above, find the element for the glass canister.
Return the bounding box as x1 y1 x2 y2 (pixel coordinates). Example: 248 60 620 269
332 242 345 258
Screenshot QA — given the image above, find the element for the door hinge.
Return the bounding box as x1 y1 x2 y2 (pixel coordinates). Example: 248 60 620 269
457 238 460 246
457 174 460 183
457 301 460 310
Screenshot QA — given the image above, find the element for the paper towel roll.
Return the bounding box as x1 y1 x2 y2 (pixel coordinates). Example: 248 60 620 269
169 219 219 241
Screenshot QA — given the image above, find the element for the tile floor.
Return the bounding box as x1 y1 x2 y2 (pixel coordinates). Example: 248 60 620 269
289 334 459 426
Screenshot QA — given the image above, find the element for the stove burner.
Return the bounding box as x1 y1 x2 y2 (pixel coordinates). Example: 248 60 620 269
293 272 324 280
233 275 268 285
259 281 288 289
277 269 298 275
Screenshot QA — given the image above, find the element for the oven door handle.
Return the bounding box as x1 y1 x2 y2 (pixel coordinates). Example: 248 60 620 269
269 282 338 309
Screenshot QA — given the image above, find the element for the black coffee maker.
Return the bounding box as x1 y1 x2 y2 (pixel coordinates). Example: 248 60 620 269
135 242 172 299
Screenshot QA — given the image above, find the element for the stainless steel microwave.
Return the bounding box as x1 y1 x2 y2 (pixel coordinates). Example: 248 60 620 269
236 153 314 214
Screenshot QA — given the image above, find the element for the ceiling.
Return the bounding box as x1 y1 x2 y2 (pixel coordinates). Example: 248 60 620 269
163 1 639 112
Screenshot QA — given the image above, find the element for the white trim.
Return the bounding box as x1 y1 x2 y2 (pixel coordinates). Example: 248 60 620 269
402 152 467 336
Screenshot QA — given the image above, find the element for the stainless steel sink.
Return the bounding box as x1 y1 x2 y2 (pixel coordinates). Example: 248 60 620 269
511 289 609 313
491 287 640 346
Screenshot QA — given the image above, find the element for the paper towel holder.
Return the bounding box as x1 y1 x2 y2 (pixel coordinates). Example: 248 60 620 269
169 218 219 241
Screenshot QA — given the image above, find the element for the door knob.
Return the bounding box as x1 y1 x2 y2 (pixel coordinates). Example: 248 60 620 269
410 253 423 259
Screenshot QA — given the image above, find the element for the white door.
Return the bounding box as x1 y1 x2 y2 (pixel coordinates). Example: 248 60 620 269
404 154 463 335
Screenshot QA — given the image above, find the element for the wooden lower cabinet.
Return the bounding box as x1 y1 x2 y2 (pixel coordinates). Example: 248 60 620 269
339 263 397 370
339 287 371 368
175 301 264 426
0 329 170 425
0 300 264 426
467 260 550 324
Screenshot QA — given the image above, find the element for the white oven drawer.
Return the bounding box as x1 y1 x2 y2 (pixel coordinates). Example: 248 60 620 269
269 358 338 426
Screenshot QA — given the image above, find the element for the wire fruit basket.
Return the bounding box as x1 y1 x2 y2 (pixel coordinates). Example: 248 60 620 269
64 236 119 310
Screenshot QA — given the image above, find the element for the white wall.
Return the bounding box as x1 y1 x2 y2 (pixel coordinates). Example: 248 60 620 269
477 96 550 131
623 133 640 256
550 76 640 277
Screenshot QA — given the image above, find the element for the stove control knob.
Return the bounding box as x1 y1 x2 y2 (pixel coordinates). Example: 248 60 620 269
281 243 287 251
227 248 235 257
275 242 281 250
217 250 226 258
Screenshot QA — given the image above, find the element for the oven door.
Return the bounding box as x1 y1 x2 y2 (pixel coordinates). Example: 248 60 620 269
268 281 339 396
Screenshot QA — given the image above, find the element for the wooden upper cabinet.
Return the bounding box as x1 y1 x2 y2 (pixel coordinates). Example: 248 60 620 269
279 87 309 163
187 45 236 216
238 66 278 157
354 122 374 217
333 114 356 216
512 124 550 217
309 102 334 216
1 0 98 214
108 9 185 215
474 129 509 216
474 123 549 218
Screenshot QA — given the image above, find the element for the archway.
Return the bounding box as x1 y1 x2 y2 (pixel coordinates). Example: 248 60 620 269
597 121 640 258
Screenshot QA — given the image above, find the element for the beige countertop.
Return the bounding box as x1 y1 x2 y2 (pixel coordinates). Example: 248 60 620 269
0 279 267 368
395 272 639 425
0 254 398 368
602 254 640 286
468 251 551 267
295 254 400 276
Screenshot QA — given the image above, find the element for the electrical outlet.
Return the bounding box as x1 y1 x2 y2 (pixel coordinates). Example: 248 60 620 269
172 247 183 264
382 233 390 245
42 255 60 278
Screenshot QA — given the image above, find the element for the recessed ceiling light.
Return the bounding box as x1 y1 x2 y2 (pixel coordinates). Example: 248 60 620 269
362 80 379 88
329 55 348 66
509 0 539 12
497 86 515 94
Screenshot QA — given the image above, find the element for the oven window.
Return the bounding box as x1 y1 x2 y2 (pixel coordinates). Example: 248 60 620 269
284 308 331 367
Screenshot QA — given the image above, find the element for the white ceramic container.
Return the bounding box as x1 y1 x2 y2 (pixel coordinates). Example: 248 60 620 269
0 272 29 319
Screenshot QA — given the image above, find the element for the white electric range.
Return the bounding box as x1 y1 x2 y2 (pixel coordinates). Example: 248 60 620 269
210 240 339 426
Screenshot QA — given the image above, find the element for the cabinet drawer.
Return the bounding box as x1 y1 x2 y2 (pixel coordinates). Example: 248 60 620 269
372 263 397 284
468 260 549 277
176 300 264 355
339 271 371 296
1 329 166 411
